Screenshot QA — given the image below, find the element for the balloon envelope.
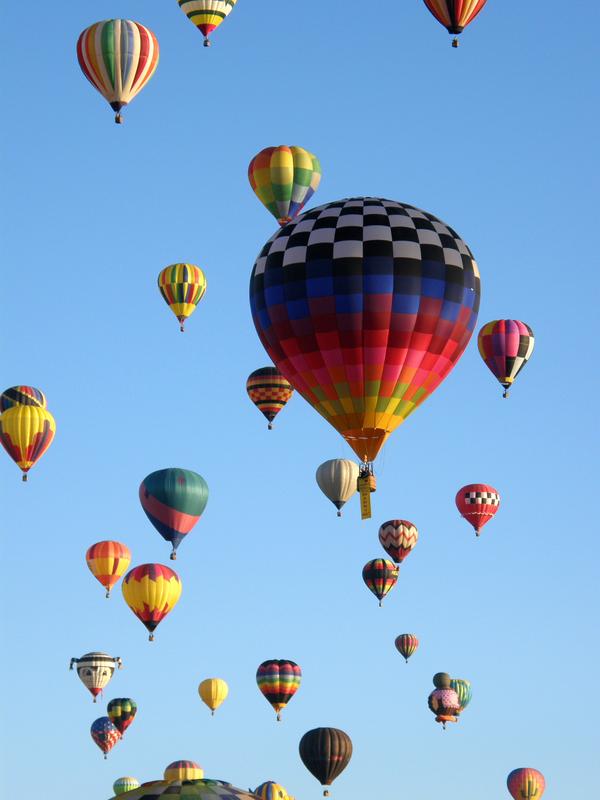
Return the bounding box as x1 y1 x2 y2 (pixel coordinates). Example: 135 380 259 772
0 385 46 412
70 652 122 700
121 563 182 640
246 367 293 428
108 779 258 800
164 762 204 781
198 678 229 714
362 559 399 605
90 716 121 757
395 634 419 662
378 520 418 563
248 146 322 225
114 778 141 796
86 541 131 597
315 459 359 515
478 319 534 396
253 783 290 800
450 678 472 712
250 198 480 463
507 768 546 799
256 660 302 720
158 263 207 332
299 728 352 790
177 1 239 46
107 697 137 734
455 483 500 535
0 405 56 479
422 0 489 36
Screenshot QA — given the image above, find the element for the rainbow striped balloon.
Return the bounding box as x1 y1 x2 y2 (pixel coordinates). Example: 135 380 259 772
77 19 159 123
178 1 238 47
256 660 302 721
362 559 399 606
158 264 207 332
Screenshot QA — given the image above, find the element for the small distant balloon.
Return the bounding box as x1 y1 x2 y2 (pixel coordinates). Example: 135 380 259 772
70 652 122 701
0 405 56 480
91 717 121 759
315 459 359 516
378 520 418 563
253 782 291 800
455 483 500 536
256 660 302 721
198 678 229 715
395 634 419 663
246 368 293 429
507 768 546 799
422 0 489 47
86 541 131 598
428 673 460 728
450 678 472 713
121 563 182 640
158 263 207 332
177 0 239 47
478 320 534 397
113 777 141 796
107 697 137 735
362 559 399 607
164 761 204 781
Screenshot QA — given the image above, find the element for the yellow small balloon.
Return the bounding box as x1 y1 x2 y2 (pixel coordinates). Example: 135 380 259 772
0 404 56 480
198 678 229 715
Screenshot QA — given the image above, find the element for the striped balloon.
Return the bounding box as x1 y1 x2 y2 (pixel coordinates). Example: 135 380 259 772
248 146 322 226
178 1 238 47
164 761 204 781
256 660 302 721
77 19 159 123
158 264 207 332
0 386 46 412
0 405 56 481
121 563 182 640
139 468 209 559
395 634 419 663
86 540 131 598
90 717 121 758
507 768 546 799
362 559 399 606
107 697 137 734
423 1 489 46
478 320 534 397
253 783 290 800
450 678 472 712
70 651 122 701
246 367 293 428
114 778 141 796
378 520 418 563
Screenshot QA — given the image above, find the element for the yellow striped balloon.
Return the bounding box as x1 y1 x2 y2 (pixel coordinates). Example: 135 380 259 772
121 564 182 641
158 263 207 332
77 19 159 123
164 761 204 781
0 405 56 481
86 541 132 598
198 678 229 715
178 1 238 47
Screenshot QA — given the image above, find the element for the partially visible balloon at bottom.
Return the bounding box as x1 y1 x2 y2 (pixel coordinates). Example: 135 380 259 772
507 768 546 799
114 777 141 795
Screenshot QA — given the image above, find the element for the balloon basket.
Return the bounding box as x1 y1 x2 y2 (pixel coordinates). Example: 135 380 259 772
115 113 123 124
22 473 28 482
203 38 211 47
452 38 459 48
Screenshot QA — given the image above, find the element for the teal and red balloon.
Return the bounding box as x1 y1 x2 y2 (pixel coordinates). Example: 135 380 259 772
139 468 209 559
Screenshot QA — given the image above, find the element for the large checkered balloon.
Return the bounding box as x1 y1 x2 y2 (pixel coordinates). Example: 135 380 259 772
250 198 480 462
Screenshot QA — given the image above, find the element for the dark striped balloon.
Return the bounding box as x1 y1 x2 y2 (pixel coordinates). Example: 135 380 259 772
246 367 293 429
299 727 352 795
107 697 137 734
139 468 209 558
0 385 47 412
362 559 399 606
394 633 419 663
256 660 302 720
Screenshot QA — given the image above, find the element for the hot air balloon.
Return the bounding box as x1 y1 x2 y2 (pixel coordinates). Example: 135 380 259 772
428 673 461 728
507 768 546 799
250 198 480 474
378 520 418 563
114 778 141 796
315 459 359 516
86 541 131 598
70 652 122 701
450 679 472 713
395 634 419 663
253 782 291 800
91 717 121 759
164 762 204 781
0 386 46 412
422 0 489 47
198 678 229 715
108 779 259 800
362 559 399 606
158 264 207 332
139 468 209 559
77 19 159 123
299 728 352 796
248 146 322 226
178 0 238 46
456 483 500 536
107 697 137 735
256 660 302 721
0 405 56 480
121 563 182 640
478 320 534 397
246 368 294 429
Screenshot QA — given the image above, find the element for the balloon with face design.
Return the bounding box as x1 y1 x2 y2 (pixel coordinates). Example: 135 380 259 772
70 652 122 701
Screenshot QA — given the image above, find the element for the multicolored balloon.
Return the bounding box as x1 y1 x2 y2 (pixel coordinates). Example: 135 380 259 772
450 678 472 713
246 367 294 429
299 727 352 796
250 198 480 465
422 0 489 46
478 320 534 397
253 782 291 800
86 541 131 598
507 768 546 799
427 674 460 728
315 459 359 516
198 678 229 715
164 761 204 781
91 716 121 759
395 634 419 663
177 0 238 46
455 483 500 536
77 19 159 123
114 777 141 796
362 559 399 606
121 563 182 640
158 264 207 332
248 146 322 226
70 652 122 701
0 405 56 480
256 660 302 721
108 779 259 800
107 697 137 735
0 386 46 412
139 468 209 559
378 520 418 563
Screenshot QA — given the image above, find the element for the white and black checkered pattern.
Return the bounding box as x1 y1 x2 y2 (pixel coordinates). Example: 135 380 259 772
464 491 500 505
253 197 479 278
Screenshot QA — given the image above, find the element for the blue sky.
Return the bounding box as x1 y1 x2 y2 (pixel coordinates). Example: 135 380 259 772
1 1 599 798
